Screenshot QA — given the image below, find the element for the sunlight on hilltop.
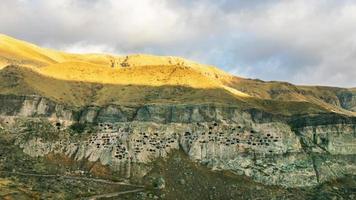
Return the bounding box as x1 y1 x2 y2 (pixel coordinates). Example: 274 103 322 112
38 61 249 98
0 34 249 98
0 33 355 116
0 33 115 67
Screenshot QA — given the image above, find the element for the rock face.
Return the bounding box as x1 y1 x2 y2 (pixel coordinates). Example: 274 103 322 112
1 94 355 188
337 90 356 111
0 94 73 121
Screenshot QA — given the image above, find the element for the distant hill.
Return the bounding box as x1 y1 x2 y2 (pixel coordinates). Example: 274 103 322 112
0 34 355 116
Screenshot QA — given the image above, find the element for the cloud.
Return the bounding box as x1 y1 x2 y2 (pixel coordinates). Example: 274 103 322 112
0 0 355 87
59 42 116 54
223 0 356 87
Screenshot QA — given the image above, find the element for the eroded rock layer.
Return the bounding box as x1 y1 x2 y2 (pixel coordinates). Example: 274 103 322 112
0 94 355 188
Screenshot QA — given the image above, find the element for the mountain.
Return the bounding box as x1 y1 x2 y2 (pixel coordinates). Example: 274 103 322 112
1 34 355 115
0 34 355 199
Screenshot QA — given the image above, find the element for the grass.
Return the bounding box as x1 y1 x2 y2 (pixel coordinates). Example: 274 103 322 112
0 33 355 116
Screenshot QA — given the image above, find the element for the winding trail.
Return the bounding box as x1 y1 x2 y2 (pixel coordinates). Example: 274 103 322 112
0 170 144 187
1 170 147 199
85 188 145 200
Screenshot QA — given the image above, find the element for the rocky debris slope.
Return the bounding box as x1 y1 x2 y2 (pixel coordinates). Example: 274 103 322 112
1 95 355 188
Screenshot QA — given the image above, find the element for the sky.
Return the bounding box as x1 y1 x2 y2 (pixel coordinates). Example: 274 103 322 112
1 0 356 87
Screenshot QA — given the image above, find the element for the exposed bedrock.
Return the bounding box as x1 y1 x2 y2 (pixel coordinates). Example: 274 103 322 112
0 94 281 123
0 94 355 188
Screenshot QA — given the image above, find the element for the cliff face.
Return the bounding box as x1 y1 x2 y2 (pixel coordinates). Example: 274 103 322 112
337 90 356 111
0 35 355 193
1 94 355 188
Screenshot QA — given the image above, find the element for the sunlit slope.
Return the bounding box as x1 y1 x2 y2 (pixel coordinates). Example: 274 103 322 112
0 34 245 96
0 65 251 107
0 34 355 116
37 61 248 97
0 34 234 81
0 65 331 115
0 34 116 68
113 54 236 81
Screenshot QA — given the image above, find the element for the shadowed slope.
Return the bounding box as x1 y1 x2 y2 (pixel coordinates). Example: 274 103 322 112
226 78 356 115
0 65 248 107
0 65 330 116
0 34 355 116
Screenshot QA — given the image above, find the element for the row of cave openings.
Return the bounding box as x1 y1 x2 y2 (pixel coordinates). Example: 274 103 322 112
54 121 281 159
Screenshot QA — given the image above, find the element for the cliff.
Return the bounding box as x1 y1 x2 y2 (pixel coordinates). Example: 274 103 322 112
0 34 355 194
0 94 355 188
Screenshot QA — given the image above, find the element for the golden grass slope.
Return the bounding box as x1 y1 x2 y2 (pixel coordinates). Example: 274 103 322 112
0 65 331 116
0 65 250 107
0 33 115 68
0 33 355 116
38 61 249 98
0 34 247 97
0 34 232 79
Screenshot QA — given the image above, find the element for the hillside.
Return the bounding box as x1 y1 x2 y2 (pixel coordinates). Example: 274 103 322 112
0 34 355 199
0 34 355 116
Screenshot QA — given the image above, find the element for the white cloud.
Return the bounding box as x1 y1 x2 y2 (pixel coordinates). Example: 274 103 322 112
223 0 356 86
57 43 116 54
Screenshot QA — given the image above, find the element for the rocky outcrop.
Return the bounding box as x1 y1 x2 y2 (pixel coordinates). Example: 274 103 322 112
337 90 356 111
0 94 73 121
0 94 279 124
1 94 355 188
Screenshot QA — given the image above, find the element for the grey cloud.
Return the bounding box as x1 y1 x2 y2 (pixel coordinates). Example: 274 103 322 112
0 0 355 87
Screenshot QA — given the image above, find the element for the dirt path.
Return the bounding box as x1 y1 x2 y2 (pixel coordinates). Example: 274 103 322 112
85 188 145 200
0 170 144 187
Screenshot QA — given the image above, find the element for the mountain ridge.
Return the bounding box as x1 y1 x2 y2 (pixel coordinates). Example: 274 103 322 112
0 34 355 116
